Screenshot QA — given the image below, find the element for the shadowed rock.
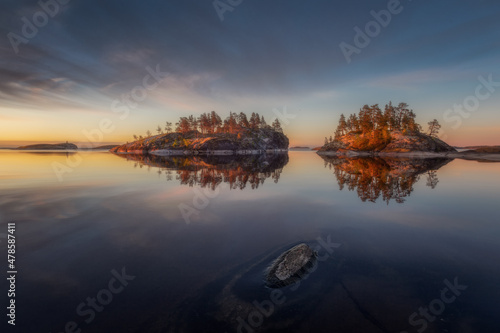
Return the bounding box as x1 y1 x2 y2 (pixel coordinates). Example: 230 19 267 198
266 243 317 288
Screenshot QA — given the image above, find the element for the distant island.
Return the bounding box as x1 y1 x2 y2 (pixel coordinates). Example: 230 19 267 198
111 111 289 155
289 146 310 149
16 142 78 150
14 143 118 150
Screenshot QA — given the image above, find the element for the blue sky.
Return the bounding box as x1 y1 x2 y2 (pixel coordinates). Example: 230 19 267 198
0 0 499 146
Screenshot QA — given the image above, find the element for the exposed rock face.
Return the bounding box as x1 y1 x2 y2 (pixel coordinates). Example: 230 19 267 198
319 131 456 154
382 132 456 153
16 142 78 150
110 128 289 154
266 243 317 288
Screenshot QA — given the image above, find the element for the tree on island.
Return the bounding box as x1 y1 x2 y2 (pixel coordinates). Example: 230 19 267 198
165 121 173 133
427 119 441 137
272 118 283 133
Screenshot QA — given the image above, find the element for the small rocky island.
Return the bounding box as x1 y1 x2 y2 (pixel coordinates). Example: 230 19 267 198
111 111 289 155
318 102 456 156
16 142 78 150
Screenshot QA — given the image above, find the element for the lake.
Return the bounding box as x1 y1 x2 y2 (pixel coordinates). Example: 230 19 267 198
1 150 499 333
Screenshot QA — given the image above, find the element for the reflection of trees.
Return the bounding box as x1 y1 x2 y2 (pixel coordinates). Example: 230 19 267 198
113 153 289 190
320 156 451 204
426 170 439 189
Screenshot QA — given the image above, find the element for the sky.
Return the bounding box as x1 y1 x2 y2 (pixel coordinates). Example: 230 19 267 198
0 0 499 147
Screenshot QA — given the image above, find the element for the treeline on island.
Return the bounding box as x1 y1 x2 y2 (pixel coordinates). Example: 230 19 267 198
320 102 451 153
133 111 283 141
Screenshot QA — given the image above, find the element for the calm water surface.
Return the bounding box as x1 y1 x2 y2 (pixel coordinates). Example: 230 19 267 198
0 150 499 333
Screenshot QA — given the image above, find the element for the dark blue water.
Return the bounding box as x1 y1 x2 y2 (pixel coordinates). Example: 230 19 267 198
0 150 499 332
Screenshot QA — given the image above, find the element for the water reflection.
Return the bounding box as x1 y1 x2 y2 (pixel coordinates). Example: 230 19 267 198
111 153 289 190
319 155 452 203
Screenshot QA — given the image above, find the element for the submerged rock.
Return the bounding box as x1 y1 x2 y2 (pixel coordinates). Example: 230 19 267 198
266 243 317 288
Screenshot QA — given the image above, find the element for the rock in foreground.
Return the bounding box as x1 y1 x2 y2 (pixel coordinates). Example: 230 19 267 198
266 243 317 288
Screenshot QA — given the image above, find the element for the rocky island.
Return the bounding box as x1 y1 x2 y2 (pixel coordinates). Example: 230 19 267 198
318 102 457 157
111 111 288 155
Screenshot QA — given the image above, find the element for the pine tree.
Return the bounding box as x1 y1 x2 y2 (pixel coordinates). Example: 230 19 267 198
176 117 191 133
165 121 172 133
210 111 222 133
249 112 258 129
427 119 441 137
349 114 360 132
272 118 282 133
238 112 249 128
260 115 267 128
338 114 347 135
384 102 396 131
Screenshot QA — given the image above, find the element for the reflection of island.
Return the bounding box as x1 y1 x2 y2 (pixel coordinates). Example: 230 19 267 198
113 153 289 190
320 156 452 203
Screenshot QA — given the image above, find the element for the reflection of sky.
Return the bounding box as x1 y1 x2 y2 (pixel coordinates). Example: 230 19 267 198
1 151 500 331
